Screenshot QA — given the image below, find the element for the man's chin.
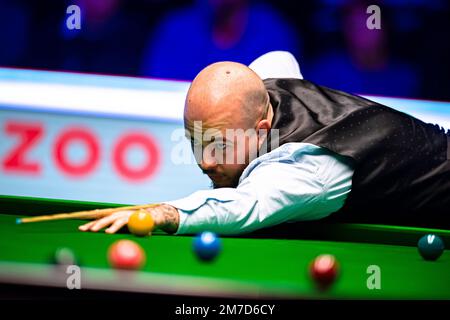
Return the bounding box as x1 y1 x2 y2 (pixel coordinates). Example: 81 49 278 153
211 181 226 189
211 178 238 189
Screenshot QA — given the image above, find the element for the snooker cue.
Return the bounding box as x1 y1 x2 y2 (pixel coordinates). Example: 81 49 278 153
16 204 160 224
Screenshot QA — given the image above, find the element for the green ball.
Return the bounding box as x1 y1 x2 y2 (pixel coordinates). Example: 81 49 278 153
418 234 445 261
52 247 78 266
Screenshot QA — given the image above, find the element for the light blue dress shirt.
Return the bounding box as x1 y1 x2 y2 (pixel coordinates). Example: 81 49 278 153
167 142 354 235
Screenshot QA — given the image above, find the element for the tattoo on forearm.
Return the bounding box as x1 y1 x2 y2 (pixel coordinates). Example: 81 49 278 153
150 204 179 234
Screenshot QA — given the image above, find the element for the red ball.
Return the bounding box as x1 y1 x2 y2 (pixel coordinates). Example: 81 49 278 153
108 240 146 270
310 254 339 289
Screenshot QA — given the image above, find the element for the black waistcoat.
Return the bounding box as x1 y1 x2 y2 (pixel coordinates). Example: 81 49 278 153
264 78 450 227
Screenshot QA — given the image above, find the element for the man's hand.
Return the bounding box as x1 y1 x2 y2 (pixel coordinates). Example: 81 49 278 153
78 204 180 234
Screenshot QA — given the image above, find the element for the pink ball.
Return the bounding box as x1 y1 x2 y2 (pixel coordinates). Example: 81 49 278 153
108 240 146 270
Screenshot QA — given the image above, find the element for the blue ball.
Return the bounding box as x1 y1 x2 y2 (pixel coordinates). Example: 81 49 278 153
418 234 445 261
193 231 221 261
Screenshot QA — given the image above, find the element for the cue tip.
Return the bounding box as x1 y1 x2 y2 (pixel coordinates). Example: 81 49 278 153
16 218 22 225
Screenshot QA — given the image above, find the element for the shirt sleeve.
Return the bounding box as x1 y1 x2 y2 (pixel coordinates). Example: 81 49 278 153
165 144 353 235
248 51 303 80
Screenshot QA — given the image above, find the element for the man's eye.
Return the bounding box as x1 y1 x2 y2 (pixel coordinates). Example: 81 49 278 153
215 143 227 150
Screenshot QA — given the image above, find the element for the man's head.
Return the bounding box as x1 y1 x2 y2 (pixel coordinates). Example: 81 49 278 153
184 61 272 188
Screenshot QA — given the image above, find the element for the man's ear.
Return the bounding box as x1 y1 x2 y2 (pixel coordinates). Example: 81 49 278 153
256 119 271 148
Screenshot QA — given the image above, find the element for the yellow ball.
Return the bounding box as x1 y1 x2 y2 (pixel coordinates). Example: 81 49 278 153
127 209 154 236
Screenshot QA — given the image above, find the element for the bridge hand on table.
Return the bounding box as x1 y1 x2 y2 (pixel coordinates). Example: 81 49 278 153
78 204 179 234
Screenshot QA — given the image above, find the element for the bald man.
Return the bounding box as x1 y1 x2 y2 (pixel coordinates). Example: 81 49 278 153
80 53 450 235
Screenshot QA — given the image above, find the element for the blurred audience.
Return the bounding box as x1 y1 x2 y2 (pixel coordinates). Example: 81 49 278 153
0 0 448 100
304 1 419 97
59 0 145 74
140 0 301 80
0 0 29 66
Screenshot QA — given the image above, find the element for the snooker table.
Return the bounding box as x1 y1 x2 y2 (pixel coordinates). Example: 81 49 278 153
0 194 449 300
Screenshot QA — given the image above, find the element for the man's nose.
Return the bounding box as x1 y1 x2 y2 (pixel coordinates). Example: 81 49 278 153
200 152 218 171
